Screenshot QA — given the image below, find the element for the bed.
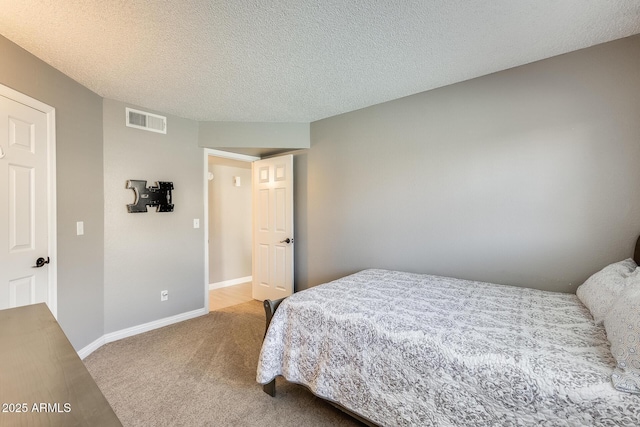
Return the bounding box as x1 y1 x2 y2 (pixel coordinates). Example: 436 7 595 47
257 247 640 426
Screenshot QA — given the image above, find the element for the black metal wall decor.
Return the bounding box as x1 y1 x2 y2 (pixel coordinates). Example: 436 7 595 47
126 180 174 213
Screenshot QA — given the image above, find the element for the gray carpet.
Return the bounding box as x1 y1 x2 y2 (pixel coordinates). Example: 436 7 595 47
84 301 362 426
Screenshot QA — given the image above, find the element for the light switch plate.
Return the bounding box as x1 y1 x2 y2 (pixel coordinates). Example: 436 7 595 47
193 219 200 229
76 221 84 236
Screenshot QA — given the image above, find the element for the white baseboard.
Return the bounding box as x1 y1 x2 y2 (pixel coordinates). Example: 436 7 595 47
209 275 252 290
77 307 208 360
78 336 106 360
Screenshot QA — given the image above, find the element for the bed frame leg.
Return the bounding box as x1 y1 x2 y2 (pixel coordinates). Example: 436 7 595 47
262 298 285 397
263 379 276 397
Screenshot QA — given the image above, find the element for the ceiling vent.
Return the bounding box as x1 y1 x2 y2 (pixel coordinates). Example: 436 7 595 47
126 107 166 134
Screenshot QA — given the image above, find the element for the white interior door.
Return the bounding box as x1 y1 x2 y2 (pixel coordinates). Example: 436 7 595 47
252 155 294 301
0 90 55 314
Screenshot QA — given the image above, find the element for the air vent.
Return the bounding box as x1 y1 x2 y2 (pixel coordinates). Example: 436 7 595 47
126 107 167 134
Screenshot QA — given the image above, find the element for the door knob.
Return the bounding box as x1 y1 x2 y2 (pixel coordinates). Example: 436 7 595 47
0 146 5 159
33 257 50 268
279 238 293 244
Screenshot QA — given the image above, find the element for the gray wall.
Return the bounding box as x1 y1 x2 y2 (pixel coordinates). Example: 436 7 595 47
0 35 105 350
208 159 252 284
199 121 310 150
103 98 204 333
296 34 640 293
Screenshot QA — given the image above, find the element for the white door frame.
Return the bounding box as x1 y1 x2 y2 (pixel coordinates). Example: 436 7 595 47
0 84 57 318
202 148 259 311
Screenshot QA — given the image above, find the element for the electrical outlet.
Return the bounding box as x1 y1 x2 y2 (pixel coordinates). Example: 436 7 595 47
161 290 168 301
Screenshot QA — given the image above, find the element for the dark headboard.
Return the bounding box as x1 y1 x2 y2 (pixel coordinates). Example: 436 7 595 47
634 236 640 265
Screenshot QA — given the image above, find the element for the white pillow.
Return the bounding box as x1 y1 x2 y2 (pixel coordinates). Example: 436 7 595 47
576 258 637 324
604 281 640 394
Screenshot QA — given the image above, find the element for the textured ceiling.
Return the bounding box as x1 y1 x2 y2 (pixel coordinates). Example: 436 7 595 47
0 1 639 122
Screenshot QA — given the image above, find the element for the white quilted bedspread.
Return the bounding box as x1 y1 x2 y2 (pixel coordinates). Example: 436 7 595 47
256 269 640 426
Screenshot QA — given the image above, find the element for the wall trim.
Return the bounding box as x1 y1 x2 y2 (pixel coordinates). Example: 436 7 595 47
209 276 253 290
203 151 210 312
77 336 106 360
78 307 208 359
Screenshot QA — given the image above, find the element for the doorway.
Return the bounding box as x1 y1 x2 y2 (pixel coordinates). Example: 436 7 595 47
205 150 257 311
